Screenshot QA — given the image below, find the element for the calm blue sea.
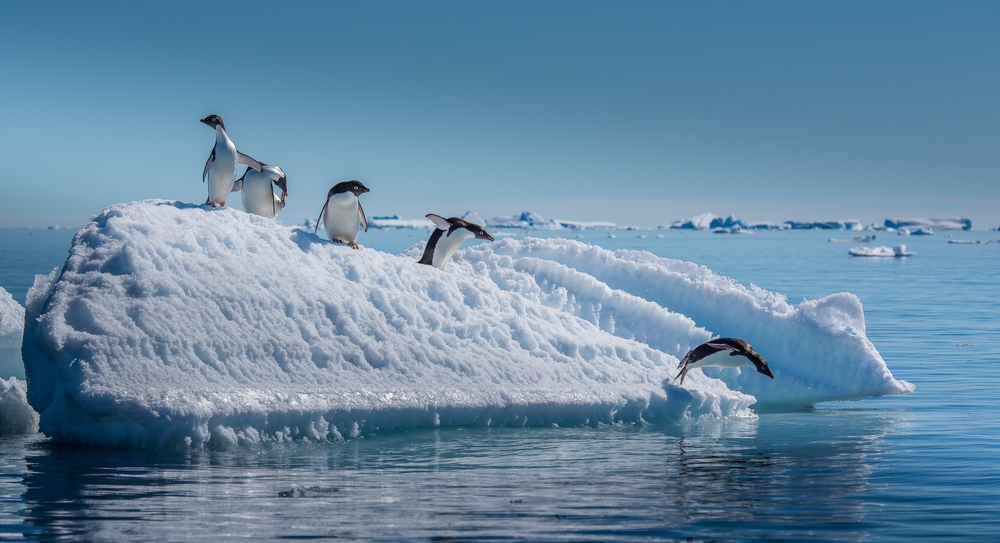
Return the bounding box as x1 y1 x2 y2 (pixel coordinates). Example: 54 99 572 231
1 226 998 542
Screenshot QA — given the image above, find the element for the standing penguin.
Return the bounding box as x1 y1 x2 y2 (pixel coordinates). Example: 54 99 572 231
200 114 263 207
315 181 370 249
673 337 774 385
239 164 287 219
418 214 494 270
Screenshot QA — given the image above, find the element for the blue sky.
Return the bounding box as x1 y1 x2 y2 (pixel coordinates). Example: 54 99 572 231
2 1 997 229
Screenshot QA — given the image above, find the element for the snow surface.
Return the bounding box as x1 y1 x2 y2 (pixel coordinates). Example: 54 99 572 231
22 200 912 449
0 288 25 379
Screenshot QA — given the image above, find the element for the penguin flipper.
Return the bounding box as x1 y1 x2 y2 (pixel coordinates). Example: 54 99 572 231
203 147 215 183
237 152 264 172
426 213 451 230
232 169 248 193
315 201 328 234
359 201 368 233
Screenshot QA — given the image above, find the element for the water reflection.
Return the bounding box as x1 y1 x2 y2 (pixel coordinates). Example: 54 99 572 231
2 410 905 541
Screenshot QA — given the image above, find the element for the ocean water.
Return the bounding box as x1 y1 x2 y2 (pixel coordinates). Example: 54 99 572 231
1 226 998 541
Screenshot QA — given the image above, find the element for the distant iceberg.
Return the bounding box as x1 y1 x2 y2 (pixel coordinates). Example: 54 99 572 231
710 215 750 230
486 211 563 230
885 218 971 231
665 214 863 231
367 215 436 229
849 245 914 257
785 220 863 231
897 227 935 236
22 200 913 449
665 212 717 230
559 220 617 230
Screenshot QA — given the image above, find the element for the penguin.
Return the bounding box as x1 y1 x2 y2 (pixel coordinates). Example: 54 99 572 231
238 164 287 219
200 114 263 207
314 180 370 249
418 214 494 270
673 337 774 385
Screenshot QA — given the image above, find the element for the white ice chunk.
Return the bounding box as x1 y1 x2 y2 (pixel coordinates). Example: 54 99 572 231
465 237 914 406
0 378 39 434
849 245 914 257
0 288 25 379
22 201 912 449
23 201 761 449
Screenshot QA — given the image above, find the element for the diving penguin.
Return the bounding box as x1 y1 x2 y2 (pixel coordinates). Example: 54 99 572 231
314 181 370 249
673 337 774 385
200 114 263 207
418 214 494 270
238 164 287 219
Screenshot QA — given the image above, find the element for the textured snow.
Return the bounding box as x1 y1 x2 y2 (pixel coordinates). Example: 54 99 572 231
22 200 912 449
0 288 25 379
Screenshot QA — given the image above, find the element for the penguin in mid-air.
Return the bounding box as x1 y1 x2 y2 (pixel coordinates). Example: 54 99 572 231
315 181 370 249
673 337 774 385
200 114 263 207
238 164 287 219
418 214 494 270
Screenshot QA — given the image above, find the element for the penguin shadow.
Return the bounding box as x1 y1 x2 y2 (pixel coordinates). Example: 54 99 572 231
289 228 359 253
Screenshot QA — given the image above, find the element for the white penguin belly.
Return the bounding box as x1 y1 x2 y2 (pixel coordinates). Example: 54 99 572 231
208 143 238 205
241 172 279 218
323 192 361 242
690 350 751 370
432 230 474 270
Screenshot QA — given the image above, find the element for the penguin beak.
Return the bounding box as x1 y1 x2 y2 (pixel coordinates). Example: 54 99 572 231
759 363 774 379
199 116 212 127
275 176 287 195
480 232 495 242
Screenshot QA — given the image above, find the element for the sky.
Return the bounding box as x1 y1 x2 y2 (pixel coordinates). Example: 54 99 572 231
1 1 997 229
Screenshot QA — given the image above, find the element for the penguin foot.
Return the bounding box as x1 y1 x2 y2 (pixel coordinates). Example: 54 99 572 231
348 242 360 250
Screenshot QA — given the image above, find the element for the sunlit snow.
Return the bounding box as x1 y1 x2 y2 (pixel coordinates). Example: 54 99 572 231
20 200 912 448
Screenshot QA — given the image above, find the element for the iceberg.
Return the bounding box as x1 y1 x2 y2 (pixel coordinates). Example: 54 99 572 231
22 200 912 449
486 211 563 230
0 377 39 435
558 220 617 230
0 288 25 380
848 245 914 257
367 216 436 229
666 212 717 230
885 218 971 231
785 220 863 230
710 215 750 230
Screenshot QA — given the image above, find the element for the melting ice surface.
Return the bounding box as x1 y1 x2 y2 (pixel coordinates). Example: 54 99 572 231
21 200 912 449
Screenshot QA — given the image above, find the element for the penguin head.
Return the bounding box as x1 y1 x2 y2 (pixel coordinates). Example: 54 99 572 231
200 114 226 131
265 165 287 195
739 345 773 379
330 180 370 199
451 218 494 241
470 224 494 241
